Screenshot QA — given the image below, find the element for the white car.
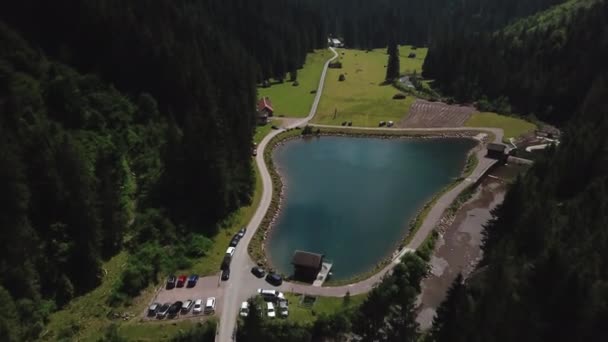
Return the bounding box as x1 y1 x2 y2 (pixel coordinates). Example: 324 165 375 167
257 288 285 301
204 297 216 314
266 302 276 318
192 299 203 314
226 247 236 257
279 300 288 317
239 301 249 317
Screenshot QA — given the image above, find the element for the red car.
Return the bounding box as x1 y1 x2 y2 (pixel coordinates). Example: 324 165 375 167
177 274 187 287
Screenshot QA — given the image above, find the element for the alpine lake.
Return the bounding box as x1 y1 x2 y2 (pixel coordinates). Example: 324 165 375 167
267 136 477 281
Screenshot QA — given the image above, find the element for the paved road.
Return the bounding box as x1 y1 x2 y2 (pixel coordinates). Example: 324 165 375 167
216 46 505 341
216 47 339 341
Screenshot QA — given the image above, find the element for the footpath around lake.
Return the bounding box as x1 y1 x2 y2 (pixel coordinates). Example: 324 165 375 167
215 45 512 341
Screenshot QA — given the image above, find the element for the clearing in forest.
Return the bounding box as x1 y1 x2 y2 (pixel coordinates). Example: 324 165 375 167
465 112 537 142
313 46 428 127
258 49 332 118
400 99 477 128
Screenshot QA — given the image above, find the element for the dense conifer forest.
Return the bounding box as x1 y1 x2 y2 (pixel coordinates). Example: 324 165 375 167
0 0 324 339
1 0 608 340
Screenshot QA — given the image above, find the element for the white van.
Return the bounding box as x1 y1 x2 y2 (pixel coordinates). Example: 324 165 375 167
204 297 216 314
257 289 285 301
239 301 249 317
266 302 276 318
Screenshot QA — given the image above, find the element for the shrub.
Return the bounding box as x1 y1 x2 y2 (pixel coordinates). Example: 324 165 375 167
393 93 406 100
338 74 345 82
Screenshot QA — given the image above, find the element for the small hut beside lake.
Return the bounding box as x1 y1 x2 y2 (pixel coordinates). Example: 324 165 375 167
486 143 507 160
292 250 324 281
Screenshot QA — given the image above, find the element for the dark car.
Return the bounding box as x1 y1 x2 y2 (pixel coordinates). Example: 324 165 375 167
177 274 187 287
251 266 265 278
229 235 240 247
238 227 247 238
266 273 283 286
221 268 231 281
187 274 199 288
168 301 183 318
166 275 177 289
148 302 161 316
156 303 171 319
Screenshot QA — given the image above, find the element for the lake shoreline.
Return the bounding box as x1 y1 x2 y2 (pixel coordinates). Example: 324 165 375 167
251 128 484 284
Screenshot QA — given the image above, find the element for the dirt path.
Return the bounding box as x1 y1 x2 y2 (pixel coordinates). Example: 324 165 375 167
415 172 507 329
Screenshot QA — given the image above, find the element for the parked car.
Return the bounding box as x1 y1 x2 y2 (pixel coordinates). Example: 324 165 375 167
225 247 236 257
204 297 216 314
341 121 347 126
229 235 240 247
251 266 265 278
221 268 231 281
387 120 394 127
347 121 352 126
168 301 182 318
257 289 285 301
187 274 199 287
240 301 249 317
148 302 161 316
166 275 176 289
177 274 187 287
238 227 247 238
266 272 283 286
266 302 276 318
181 299 194 313
379 121 386 127
156 303 171 319
252 149 257 156
279 300 288 317
193 299 203 314
221 255 231 270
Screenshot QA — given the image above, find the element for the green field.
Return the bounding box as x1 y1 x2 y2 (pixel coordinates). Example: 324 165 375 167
258 49 332 117
284 293 366 325
43 165 263 341
254 123 274 144
465 112 537 141
313 46 427 126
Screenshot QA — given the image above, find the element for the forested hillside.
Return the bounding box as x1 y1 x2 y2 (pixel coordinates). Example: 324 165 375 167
0 1 324 340
427 73 608 342
290 0 564 49
424 0 608 123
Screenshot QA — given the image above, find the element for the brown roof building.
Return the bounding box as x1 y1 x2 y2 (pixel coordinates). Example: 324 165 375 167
292 250 324 282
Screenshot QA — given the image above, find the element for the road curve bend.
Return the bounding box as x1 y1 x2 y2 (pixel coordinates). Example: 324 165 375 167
216 47 338 342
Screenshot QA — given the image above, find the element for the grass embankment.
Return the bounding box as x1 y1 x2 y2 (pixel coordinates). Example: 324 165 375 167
314 46 427 127
44 166 264 341
254 123 274 144
258 49 332 117
249 129 303 266
284 293 367 325
465 112 536 142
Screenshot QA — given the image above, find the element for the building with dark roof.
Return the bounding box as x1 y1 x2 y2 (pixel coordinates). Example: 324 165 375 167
486 143 507 160
292 250 324 281
256 97 273 125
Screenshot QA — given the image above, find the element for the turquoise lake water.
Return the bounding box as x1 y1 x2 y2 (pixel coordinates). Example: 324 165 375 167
267 136 476 280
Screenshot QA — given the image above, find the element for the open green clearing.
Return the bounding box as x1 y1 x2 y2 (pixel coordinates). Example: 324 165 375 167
254 123 274 144
284 293 367 325
43 166 263 341
465 112 537 141
313 46 427 126
258 49 332 117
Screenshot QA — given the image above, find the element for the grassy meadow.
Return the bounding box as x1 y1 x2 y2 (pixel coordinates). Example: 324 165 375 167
258 49 332 117
465 112 537 141
313 46 427 126
284 293 367 325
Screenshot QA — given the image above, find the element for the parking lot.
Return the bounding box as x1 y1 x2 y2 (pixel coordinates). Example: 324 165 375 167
143 274 224 320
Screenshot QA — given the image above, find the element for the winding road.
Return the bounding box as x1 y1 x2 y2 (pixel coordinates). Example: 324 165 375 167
216 47 504 341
